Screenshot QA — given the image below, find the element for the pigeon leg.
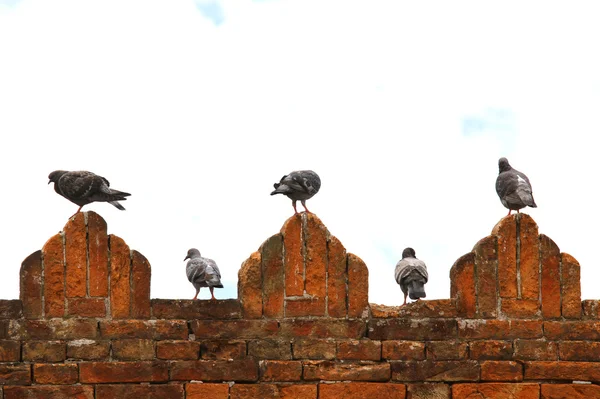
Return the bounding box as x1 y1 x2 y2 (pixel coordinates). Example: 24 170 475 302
507 209 512 216
402 292 407 306
292 200 299 214
69 205 84 219
301 200 312 214
193 287 200 300
209 287 216 301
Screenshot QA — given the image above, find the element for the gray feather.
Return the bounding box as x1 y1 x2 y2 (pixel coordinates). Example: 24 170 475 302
495 158 537 211
185 248 224 290
395 248 428 300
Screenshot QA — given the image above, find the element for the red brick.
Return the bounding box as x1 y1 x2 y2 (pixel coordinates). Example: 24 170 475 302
458 319 542 339
544 321 600 340
170 359 258 382
452 383 539 399
561 253 581 319
391 361 479 382
67 298 106 317
540 234 561 318
469 340 513 360
293 339 336 360
64 212 87 298
282 216 304 297
131 250 151 318
191 319 278 339
19 250 43 319
338 340 382 361
426 341 467 360
262 234 286 318
520 214 540 300
79 361 169 383
0 341 20 362
371 300 458 319
481 361 523 381
513 340 557 361
87 211 108 297
303 361 390 381
186 383 229 399
0 300 22 319
199 340 246 360
43 234 65 317
348 253 369 318
450 253 476 317
95 384 184 399
582 300 600 319
304 214 327 301
541 384 600 399
406 383 450 399
501 299 541 319
230 384 316 399
0 364 31 384
525 361 600 381
9 319 98 340
319 382 406 399
109 234 131 318
369 319 457 340
327 235 347 318
34 363 78 384
259 360 302 381
100 320 187 340
279 385 317 399
493 214 518 298
382 341 426 361
67 339 110 360
112 339 155 360
3 386 93 399
157 340 200 360
248 339 291 359
238 251 263 318
279 319 366 339
286 296 325 317
559 341 600 361
151 299 242 319
474 235 498 318
22 341 66 362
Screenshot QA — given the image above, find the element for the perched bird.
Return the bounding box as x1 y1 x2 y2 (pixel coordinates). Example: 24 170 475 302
271 170 321 214
395 248 428 306
495 157 537 216
48 170 131 215
184 248 223 301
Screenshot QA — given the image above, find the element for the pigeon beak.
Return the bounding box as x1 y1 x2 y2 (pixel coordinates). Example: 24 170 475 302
183 256 189 261
48 180 51 184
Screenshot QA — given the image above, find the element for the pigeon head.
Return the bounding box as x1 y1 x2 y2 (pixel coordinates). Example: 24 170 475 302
498 158 512 173
402 247 416 259
184 248 201 261
48 170 68 184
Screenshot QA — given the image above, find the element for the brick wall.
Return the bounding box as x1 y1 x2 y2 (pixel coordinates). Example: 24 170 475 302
0 211 598 398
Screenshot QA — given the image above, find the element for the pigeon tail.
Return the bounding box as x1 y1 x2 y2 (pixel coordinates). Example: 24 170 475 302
408 280 426 300
109 201 126 211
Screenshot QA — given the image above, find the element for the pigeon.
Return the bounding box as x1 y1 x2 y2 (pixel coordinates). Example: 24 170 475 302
48 170 131 215
395 247 428 306
184 248 223 300
271 170 321 214
495 157 537 216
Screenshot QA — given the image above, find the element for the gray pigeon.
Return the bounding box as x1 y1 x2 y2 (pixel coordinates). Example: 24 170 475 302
48 170 131 215
184 248 223 300
271 170 321 214
495 157 537 215
395 247 428 306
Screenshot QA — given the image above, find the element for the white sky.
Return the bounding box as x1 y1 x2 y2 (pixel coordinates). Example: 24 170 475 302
1 0 599 305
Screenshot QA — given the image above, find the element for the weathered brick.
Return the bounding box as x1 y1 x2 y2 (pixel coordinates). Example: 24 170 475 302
525 361 600 381
67 339 110 360
319 382 406 399
8 319 97 340
369 319 457 340
501 299 541 319
22 341 66 362
259 360 302 381
540 234 561 318
559 341 600 361
87 211 108 297
452 383 539 399
100 320 187 340
544 321 600 340
304 214 327 302
469 340 513 360
582 300 600 319
303 361 390 381
157 341 200 360
282 216 303 297
34 363 78 384
0 341 20 362
151 299 241 319
79 361 169 383
392 361 480 382
474 235 498 318
191 319 278 339
406 383 450 399
0 364 31 385
481 361 523 381
186 383 229 399
199 340 246 360
20 250 43 319
3 385 93 399
327 235 347 318
348 253 369 318
43 234 65 317
426 341 467 361
285 296 325 317
382 341 426 361
541 383 600 399
279 319 366 339
237 251 262 318
338 340 381 361
492 214 518 298
112 339 155 360
293 339 336 360
371 300 458 319
248 339 291 359
131 250 151 318
67 298 106 318
561 253 581 319
109 234 131 318
95 384 184 399
64 212 87 298
0 301 22 320
514 340 557 361
170 359 258 382
230 384 317 399
458 319 542 339
449 253 476 317
520 214 540 300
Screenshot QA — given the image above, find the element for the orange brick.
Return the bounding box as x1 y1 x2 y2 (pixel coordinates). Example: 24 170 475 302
79 361 168 383
540 235 561 318
285 296 325 317
319 382 406 399
20 250 43 318
0 340 20 362
238 251 263 318
561 253 582 319
199 340 246 360
382 341 425 361
131 250 151 318
34 363 78 384
64 213 87 298
67 298 106 318
348 254 369 318
261 234 285 317
519 214 540 300
338 340 382 361
541 384 600 399
453 383 539 399
157 341 200 360
450 253 476 317
481 361 523 381
327 235 347 317
87 211 108 297
22 341 66 362
514 340 557 361
293 339 336 360
96 384 184 399
469 340 513 360
303 361 390 381
473 235 498 318
426 341 468 361
493 215 518 298
282 216 304 297
304 214 327 300
111 339 155 361
259 360 302 381
43 234 65 317
3 386 93 399
109 235 131 319
186 383 229 399
170 359 258 382
67 340 110 360
525 361 600 381
0 364 31 384
501 299 541 319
